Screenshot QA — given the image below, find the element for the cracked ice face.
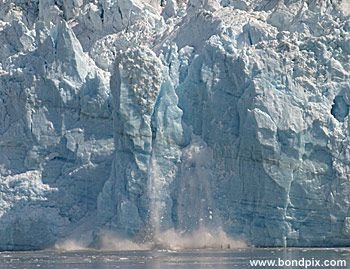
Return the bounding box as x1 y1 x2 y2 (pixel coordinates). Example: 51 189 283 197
0 0 350 250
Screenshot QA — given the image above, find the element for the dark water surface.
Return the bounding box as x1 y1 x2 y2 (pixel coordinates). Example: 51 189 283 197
0 248 349 269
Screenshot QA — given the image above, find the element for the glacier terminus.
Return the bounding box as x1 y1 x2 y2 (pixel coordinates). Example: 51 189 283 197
0 0 350 250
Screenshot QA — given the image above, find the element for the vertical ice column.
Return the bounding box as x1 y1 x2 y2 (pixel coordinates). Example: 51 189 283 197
98 45 185 238
98 47 162 236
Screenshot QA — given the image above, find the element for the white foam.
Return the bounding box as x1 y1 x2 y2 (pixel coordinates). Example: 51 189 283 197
53 227 246 251
54 239 88 251
97 231 152 251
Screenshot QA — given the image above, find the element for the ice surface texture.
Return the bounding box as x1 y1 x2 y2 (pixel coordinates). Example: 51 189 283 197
0 0 350 249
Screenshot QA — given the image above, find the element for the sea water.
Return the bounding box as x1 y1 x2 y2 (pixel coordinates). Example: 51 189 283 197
0 248 349 269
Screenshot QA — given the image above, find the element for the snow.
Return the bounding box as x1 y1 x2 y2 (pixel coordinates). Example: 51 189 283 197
0 0 350 249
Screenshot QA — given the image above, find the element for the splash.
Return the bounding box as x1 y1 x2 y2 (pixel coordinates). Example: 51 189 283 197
92 231 152 251
153 227 247 250
54 239 88 251
53 228 246 251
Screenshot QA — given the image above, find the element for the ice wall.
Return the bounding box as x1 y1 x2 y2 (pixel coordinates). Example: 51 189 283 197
0 0 350 249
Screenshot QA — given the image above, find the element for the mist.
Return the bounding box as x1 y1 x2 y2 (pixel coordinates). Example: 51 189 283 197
53 228 247 251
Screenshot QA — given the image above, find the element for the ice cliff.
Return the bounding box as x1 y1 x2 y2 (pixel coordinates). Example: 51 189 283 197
0 0 350 250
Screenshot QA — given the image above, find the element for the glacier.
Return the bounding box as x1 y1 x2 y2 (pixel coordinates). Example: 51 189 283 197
0 0 350 250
